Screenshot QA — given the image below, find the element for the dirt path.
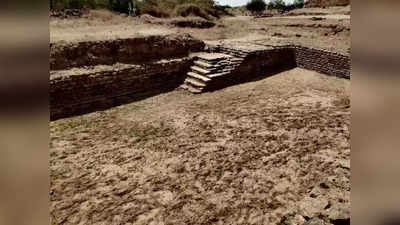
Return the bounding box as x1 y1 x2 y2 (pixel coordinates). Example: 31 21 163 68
50 68 350 225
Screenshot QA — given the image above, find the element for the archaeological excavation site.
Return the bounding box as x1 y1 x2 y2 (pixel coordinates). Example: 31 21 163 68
50 2 350 225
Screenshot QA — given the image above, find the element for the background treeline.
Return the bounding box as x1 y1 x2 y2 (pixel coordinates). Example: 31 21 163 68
245 0 304 15
267 0 304 10
50 0 232 19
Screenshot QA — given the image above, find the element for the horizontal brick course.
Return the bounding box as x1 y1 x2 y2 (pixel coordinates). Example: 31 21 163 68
50 34 204 70
50 43 350 120
293 45 350 79
50 58 192 120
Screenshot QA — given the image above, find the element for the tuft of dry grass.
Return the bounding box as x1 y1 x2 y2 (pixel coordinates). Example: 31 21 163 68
173 3 212 20
141 6 171 18
87 9 116 21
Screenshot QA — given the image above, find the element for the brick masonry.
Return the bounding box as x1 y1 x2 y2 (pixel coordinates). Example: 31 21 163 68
50 42 350 120
50 58 192 120
212 43 350 79
293 45 350 79
201 43 349 91
50 34 204 70
207 47 297 91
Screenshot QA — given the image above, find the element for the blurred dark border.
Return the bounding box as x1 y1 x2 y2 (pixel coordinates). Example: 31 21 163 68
0 1 50 225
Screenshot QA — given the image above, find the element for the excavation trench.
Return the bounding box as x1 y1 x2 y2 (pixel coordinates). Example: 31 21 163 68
50 35 350 120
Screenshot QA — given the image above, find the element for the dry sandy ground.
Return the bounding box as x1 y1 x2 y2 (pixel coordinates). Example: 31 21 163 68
50 7 350 53
50 68 350 225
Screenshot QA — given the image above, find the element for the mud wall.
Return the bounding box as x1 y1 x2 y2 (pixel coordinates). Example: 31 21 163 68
50 34 204 70
50 58 192 120
294 46 350 79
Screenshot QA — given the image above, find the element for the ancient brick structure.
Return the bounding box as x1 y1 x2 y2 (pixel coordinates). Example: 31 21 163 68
294 46 350 79
50 38 350 120
182 43 349 93
50 34 204 70
50 59 192 120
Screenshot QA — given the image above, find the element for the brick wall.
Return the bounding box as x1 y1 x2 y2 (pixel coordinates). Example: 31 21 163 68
235 48 296 76
208 44 350 80
208 48 296 90
294 46 350 79
50 44 350 120
50 58 192 120
50 34 204 70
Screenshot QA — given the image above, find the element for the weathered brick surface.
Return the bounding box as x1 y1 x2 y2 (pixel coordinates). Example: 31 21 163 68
211 44 350 79
50 34 204 70
207 48 296 91
50 43 350 120
293 46 350 79
50 59 192 120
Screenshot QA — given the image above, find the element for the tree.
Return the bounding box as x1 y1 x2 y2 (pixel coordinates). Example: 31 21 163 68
109 0 133 13
246 0 266 15
267 0 285 10
293 0 304 8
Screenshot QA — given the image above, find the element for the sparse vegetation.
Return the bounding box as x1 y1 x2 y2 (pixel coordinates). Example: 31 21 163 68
246 0 266 15
267 0 285 10
267 0 304 12
174 4 211 20
50 0 231 19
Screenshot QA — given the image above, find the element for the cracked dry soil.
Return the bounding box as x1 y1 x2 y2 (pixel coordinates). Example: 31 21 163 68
50 68 350 225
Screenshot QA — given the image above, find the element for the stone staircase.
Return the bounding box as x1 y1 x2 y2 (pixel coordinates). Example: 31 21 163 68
181 53 244 93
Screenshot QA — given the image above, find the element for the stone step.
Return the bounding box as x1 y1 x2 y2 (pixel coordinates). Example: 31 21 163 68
208 72 230 78
185 77 206 87
191 66 211 75
196 59 221 66
180 83 203 94
187 72 211 82
194 60 214 69
196 53 232 62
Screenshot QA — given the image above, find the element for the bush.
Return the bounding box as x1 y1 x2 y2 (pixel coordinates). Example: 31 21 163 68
108 0 130 13
293 0 304 8
50 0 229 19
267 0 285 10
267 0 304 11
246 0 266 15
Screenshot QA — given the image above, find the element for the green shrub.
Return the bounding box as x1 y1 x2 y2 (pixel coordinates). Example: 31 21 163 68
50 0 230 19
267 0 285 10
246 0 266 15
267 0 304 11
293 0 304 8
